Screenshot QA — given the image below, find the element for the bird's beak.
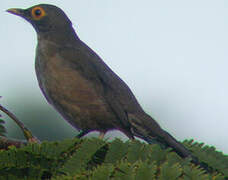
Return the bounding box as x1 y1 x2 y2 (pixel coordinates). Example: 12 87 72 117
6 8 25 17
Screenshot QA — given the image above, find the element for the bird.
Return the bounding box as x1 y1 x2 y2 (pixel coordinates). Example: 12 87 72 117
7 4 196 161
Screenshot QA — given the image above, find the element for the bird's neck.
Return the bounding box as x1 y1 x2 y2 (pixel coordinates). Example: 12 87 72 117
37 27 80 46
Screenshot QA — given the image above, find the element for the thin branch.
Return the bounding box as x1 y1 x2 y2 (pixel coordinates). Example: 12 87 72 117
0 99 40 144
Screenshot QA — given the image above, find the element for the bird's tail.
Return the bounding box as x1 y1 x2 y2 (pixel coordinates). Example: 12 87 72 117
128 112 211 171
128 112 193 159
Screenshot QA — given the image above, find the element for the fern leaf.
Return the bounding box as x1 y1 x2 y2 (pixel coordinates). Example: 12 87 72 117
0 118 6 137
91 164 114 180
61 138 105 175
134 161 157 180
104 138 128 164
159 162 182 180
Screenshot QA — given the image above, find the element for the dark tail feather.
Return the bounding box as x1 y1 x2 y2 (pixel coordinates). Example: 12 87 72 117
128 112 192 158
128 112 210 172
144 132 211 172
145 130 192 158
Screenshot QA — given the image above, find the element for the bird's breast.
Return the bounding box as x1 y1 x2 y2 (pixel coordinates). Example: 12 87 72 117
35 42 107 119
34 40 125 131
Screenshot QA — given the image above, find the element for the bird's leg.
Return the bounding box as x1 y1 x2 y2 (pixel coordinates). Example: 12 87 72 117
99 132 105 139
123 128 135 140
76 130 89 138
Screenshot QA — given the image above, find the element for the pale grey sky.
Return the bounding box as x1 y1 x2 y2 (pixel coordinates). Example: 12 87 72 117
1 1 228 154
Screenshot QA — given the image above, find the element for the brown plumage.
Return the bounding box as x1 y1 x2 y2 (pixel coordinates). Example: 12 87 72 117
7 4 196 160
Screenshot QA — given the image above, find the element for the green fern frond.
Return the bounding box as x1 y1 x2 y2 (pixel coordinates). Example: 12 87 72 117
159 162 182 180
0 117 6 137
60 138 105 175
0 138 227 179
183 139 228 177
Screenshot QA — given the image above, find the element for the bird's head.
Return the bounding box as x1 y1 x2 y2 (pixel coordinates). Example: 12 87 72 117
7 4 79 43
7 4 73 34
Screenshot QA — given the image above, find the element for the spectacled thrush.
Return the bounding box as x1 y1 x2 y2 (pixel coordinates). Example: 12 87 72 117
7 4 195 160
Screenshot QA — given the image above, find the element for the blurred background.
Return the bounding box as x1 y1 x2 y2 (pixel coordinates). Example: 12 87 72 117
1 1 228 154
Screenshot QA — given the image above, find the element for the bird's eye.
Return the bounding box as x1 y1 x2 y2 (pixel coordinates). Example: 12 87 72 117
34 9 41 16
31 7 46 20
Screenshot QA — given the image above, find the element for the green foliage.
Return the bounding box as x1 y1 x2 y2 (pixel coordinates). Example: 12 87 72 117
159 162 182 180
0 116 6 137
104 138 128 164
61 138 105 175
0 138 227 180
184 139 228 177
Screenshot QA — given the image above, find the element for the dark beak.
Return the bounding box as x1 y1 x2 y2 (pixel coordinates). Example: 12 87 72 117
7 8 25 17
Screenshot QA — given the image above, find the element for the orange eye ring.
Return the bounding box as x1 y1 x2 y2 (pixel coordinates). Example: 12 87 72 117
31 7 46 20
